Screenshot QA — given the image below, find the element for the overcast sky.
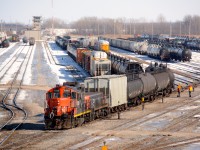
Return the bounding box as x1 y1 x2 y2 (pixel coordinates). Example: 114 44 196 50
0 0 199 24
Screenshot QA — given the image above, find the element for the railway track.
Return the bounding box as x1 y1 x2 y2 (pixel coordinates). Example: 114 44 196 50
45 42 88 82
66 93 200 149
43 41 57 65
65 65 86 82
0 45 25 81
0 44 34 146
0 43 16 56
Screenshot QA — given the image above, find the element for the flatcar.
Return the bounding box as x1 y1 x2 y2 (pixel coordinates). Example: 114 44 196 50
44 63 174 129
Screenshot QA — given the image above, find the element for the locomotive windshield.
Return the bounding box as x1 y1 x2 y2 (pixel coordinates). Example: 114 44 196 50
63 90 70 98
53 89 60 98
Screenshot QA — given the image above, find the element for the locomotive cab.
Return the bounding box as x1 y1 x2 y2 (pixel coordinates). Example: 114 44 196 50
45 85 73 117
44 85 77 129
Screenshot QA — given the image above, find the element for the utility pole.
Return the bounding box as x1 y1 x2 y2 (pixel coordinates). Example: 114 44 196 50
97 22 99 36
151 21 154 40
103 22 106 35
179 21 182 36
113 19 115 38
133 20 135 36
1 20 2 32
16 20 17 33
129 19 132 36
51 0 54 36
189 19 191 40
169 21 172 37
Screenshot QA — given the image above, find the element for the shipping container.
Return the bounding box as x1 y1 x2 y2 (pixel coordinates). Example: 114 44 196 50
84 75 127 107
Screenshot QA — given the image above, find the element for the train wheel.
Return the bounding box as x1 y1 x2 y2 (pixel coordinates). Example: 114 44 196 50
163 90 166 96
136 99 141 105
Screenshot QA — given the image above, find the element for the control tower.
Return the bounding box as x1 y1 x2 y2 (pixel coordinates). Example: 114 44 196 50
25 16 42 40
33 16 41 30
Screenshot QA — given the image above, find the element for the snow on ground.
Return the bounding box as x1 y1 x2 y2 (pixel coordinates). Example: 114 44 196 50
0 45 30 84
47 41 89 84
23 44 36 85
0 43 16 56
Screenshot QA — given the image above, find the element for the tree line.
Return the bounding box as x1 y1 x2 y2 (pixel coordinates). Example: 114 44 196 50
42 14 200 37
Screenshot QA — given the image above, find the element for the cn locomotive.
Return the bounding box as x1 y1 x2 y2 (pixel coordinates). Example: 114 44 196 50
44 62 174 129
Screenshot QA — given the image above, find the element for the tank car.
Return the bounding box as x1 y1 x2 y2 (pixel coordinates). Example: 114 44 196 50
168 46 192 62
134 41 148 54
1 39 10 48
147 44 170 61
29 37 35 46
110 54 143 74
22 37 28 44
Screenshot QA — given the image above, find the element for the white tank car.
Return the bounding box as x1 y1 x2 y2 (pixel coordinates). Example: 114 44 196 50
129 41 139 52
137 41 148 54
79 38 90 48
147 44 161 57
